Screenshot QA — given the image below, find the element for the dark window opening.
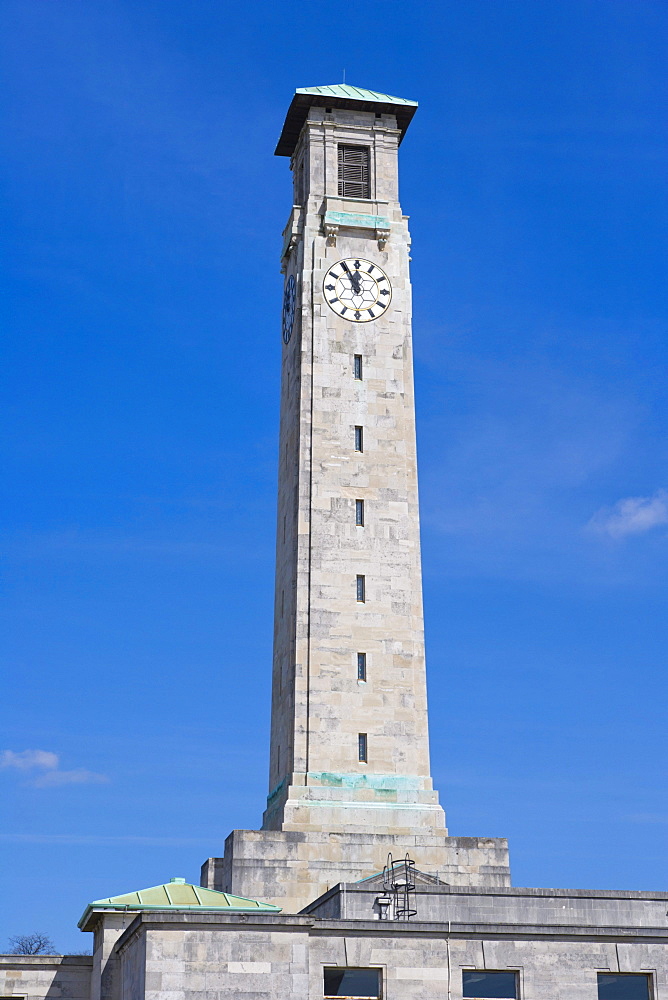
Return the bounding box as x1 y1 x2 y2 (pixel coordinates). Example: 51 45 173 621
295 158 306 203
356 575 365 602
324 967 380 999
355 499 364 526
354 426 363 452
354 355 363 380
357 652 367 681
375 112 382 119
358 733 368 762
598 975 652 1000
463 971 517 999
338 144 370 199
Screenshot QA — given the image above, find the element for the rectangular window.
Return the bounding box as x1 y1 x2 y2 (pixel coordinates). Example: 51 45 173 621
338 144 370 199
598 975 652 1000
297 158 306 203
324 968 380 999
353 355 363 380
357 652 367 681
355 499 365 526
356 574 365 602
358 733 368 762
354 426 363 452
463 971 517 999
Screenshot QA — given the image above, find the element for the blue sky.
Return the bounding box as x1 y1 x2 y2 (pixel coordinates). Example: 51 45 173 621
1 0 667 953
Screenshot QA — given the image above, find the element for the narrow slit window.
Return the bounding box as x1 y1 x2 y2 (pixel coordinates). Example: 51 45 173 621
296 158 306 204
357 652 367 681
355 499 365 526
356 574 366 602
358 733 368 762
354 426 363 452
338 144 371 199
353 355 363 380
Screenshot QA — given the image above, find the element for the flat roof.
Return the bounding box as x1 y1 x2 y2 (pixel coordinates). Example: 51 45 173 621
275 84 418 157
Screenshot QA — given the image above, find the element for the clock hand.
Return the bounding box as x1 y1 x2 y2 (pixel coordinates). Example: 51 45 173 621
340 261 362 294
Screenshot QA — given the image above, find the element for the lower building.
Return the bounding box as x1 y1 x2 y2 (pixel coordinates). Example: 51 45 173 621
3 873 667 1000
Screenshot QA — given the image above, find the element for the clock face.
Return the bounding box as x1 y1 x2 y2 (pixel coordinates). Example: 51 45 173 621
282 274 296 344
323 258 392 322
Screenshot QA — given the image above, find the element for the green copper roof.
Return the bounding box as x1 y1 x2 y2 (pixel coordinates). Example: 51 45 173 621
275 83 418 157
78 877 280 929
296 84 417 107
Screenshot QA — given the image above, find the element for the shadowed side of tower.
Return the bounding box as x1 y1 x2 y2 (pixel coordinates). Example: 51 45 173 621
201 85 510 912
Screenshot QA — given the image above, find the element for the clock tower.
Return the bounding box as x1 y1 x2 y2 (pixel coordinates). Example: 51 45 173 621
268 85 441 836
201 86 510 911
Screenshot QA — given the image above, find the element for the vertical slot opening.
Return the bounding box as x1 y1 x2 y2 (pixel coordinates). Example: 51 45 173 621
354 426 363 452
355 499 365 526
356 575 366 602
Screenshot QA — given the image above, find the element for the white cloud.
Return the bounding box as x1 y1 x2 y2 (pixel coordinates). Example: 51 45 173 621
0 749 108 788
0 749 59 771
587 489 668 539
412 340 643 584
32 768 108 788
0 833 210 846
627 813 668 825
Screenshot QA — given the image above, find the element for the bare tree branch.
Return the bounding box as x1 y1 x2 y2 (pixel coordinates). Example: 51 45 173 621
8 933 57 955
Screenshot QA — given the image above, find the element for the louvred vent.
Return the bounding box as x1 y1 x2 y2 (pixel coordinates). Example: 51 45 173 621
338 144 370 199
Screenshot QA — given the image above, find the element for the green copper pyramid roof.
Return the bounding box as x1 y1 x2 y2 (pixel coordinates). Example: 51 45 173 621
78 877 281 929
275 84 418 157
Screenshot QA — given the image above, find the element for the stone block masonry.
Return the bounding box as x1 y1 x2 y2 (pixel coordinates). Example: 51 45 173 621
202 831 511 913
267 96 441 840
201 86 512 912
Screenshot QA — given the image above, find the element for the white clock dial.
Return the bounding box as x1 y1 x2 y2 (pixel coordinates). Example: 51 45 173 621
323 258 392 322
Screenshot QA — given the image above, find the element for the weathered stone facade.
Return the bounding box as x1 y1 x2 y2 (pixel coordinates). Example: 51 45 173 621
198 87 513 912
0 955 92 1000
268 100 439 836
60 884 668 1000
3 84 666 1000
201 831 512 915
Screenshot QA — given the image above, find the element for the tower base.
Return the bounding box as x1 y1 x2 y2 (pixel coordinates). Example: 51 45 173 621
201 829 511 913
